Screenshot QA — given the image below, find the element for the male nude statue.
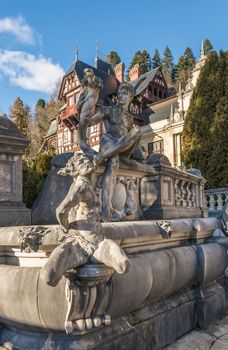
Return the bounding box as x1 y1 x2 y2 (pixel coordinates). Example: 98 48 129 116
89 83 142 222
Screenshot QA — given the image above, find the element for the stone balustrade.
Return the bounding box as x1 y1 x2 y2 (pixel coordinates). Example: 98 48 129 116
205 188 228 217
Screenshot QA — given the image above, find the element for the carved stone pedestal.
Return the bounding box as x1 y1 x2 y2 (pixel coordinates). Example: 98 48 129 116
64 265 114 334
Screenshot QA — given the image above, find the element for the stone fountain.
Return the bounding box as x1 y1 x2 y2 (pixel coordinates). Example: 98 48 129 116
0 71 227 350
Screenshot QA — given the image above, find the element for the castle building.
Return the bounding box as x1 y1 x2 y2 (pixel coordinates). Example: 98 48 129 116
140 46 207 167
42 53 170 154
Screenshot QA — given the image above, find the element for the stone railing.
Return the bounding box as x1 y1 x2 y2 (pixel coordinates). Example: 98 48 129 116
205 188 228 216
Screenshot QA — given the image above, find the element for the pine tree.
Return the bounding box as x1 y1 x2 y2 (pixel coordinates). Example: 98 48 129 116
182 50 228 187
10 97 31 137
30 99 49 156
176 55 187 85
176 48 195 87
126 50 151 81
162 46 174 86
203 39 213 55
152 49 161 69
206 50 228 187
106 51 121 66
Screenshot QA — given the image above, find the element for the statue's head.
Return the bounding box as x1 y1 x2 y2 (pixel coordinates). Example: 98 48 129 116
58 153 94 178
81 68 103 90
118 83 134 106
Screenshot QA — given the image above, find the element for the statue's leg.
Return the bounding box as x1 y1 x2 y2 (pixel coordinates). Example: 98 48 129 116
40 239 89 287
101 155 119 222
93 239 130 274
77 120 93 154
96 128 141 165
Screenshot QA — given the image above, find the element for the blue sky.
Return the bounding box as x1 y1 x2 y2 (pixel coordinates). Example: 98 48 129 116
0 0 227 115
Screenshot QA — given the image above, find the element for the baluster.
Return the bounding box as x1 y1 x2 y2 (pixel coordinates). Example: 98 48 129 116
217 193 223 210
209 194 215 211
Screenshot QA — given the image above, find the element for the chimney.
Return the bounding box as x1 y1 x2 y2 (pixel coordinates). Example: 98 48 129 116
129 64 140 81
114 62 125 83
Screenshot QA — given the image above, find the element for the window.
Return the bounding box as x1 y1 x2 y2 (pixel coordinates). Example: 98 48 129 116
154 88 157 96
73 129 78 144
74 93 80 104
159 90 162 98
148 140 164 154
68 95 74 107
58 132 63 146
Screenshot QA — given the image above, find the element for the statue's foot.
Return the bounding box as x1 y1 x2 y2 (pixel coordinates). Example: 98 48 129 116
111 208 125 222
93 239 131 274
100 208 111 222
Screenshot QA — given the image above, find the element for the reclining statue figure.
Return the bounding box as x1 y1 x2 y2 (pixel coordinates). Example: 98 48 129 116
41 152 130 287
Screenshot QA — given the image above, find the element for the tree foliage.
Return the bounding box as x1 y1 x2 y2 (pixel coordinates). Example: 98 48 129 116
161 46 175 86
106 51 121 66
126 50 151 81
23 152 54 208
152 49 161 69
10 97 31 137
203 39 213 54
176 47 195 87
182 50 228 188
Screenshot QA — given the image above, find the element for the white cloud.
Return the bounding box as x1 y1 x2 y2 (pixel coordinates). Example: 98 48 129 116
0 50 64 94
0 16 39 44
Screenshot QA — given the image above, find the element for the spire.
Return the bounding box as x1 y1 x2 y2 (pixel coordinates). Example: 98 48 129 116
75 41 79 62
200 40 205 58
96 40 99 58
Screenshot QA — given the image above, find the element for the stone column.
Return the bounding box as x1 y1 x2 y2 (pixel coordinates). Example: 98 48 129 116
0 116 31 226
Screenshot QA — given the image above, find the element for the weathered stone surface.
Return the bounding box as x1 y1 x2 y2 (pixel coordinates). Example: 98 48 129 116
32 153 207 225
0 116 30 226
166 316 228 349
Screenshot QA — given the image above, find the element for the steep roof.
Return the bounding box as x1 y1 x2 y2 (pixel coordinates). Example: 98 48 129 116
60 58 119 104
0 115 27 140
46 119 57 138
130 67 160 96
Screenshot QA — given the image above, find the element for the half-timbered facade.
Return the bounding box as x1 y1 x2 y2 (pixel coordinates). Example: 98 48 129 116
43 55 172 154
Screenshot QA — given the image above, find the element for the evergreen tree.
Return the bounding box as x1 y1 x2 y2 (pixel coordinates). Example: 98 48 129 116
203 39 213 54
176 55 186 85
30 99 49 156
152 49 161 69
184 47 195 69
106 51 121 66
46 96 61 121
182 50 228 188
10 97 31 137
176 48 195 87
161 46 174 86
126 50 151 81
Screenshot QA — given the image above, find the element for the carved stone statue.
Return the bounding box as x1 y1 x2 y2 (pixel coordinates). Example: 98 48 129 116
89 83 143 222
41 153 130 287
77 68 103 156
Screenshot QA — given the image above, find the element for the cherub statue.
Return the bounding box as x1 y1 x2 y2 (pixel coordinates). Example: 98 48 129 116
41 153 130 287
77 68 103 156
